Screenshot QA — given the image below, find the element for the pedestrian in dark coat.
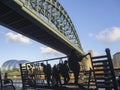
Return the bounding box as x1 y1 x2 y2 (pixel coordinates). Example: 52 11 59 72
52 64 62 86
41 63 52 86
68 50 89 84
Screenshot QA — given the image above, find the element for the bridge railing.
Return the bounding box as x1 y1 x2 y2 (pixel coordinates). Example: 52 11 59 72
19 56 90 89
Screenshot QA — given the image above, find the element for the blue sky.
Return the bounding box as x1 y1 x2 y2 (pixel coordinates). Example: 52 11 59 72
0 0 120 67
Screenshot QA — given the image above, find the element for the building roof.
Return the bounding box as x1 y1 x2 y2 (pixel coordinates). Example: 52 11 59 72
2 60 29 72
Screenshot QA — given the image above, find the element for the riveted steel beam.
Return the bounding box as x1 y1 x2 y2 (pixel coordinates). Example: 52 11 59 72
0 0 84 54
15 0 83 49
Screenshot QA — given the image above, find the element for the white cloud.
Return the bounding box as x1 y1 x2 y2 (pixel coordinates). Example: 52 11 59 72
96 27 120 43
40 47 64 56
6 32 31 44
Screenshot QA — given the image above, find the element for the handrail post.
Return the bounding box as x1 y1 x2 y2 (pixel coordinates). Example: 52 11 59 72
105 48 118 90
0 68 2 88
19 64 25 89
88 68 92 89
89 53 97 90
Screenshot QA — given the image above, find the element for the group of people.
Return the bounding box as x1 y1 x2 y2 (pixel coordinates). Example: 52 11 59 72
40 50 89 86
41 60 70 86
27 50 89 87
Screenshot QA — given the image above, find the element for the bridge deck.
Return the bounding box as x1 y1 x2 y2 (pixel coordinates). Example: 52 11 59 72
0 1 83 55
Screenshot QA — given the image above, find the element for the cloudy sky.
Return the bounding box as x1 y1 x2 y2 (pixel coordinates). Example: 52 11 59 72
0 0 120 67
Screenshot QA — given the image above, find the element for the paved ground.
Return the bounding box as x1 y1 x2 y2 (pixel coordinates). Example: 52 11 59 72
15 85 88 90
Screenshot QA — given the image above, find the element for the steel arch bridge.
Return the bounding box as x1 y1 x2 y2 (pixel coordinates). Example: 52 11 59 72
0 0 84 55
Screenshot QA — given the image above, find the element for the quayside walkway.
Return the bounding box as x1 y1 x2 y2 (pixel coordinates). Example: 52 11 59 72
15 85 90 90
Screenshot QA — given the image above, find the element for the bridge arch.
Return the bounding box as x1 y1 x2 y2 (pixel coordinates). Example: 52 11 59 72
0 0 84 55
23 0 81 48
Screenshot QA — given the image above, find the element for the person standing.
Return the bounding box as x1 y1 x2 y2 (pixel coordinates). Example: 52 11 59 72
117 76 120 89
68 50 89 85
62 60 70 84
52 64 62 86
4 72 10 84
41 63 52 86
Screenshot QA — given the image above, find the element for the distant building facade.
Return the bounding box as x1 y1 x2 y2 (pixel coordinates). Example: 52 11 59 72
81 50 93 71
113 52 120 68
2 60 29 72
87 50 93 70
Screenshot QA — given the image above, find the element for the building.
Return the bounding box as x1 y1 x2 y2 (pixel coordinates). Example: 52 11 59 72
1 60 29 72
87 50 93 70
80 50 93 71
113 52 120 68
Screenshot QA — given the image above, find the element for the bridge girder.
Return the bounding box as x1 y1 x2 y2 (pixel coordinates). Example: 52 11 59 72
0 0 84 55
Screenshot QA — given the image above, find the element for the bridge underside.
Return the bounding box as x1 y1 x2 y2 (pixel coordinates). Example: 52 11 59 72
0 1 79 55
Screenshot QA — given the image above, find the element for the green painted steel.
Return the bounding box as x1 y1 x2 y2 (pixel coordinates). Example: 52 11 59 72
13 0 83 52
